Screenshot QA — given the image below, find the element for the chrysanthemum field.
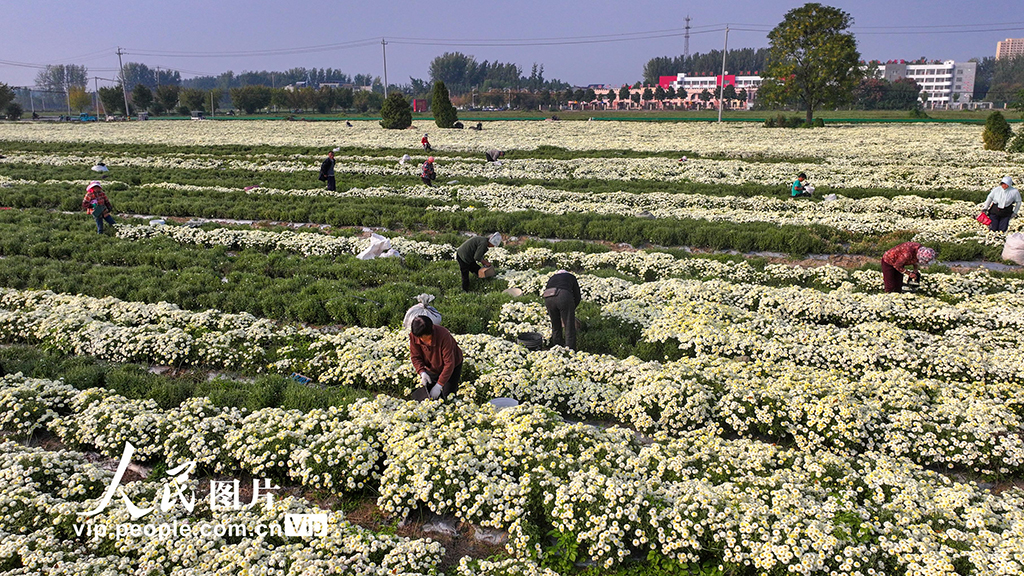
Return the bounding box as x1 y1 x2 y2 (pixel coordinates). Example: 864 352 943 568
0 119 1022 576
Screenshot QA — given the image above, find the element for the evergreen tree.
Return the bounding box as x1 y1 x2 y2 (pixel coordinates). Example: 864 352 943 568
982 111 1012 150
380 92 412 129
431 81 458 128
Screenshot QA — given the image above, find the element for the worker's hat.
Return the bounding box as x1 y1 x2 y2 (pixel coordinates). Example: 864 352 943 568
87 181 103 191
489 232 502 247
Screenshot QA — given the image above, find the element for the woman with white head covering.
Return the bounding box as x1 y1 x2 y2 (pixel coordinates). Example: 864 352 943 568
982 176 1021 232
455 232 501 292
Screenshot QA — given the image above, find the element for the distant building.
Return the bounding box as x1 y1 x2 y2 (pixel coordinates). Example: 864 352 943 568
874 60 976 107
996 38 1024 60
665 73 763 108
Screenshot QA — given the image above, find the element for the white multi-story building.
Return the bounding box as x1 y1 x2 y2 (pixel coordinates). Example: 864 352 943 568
662 73 763 107
997 38 1024 60
874 60 976 106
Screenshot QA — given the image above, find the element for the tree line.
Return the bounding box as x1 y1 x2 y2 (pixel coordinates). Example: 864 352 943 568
642 48 771 84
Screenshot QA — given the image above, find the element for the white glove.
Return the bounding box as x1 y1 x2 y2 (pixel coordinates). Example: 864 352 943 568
428 384 442 400
420 372 432 387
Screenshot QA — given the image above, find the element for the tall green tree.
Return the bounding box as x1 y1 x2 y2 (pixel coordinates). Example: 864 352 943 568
34 64 88 94
179 88 207 112
230 85 273 114
98 86 126 115
971 56 995 101
131 84 153 112
156 85 180 112
431 81 458 128
121 63 156 90
379 92 412 129
989 54 1024 104
760 3 861 123
0 83 16 112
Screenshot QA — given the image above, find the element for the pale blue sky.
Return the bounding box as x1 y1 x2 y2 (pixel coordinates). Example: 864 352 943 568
2 0 1022 87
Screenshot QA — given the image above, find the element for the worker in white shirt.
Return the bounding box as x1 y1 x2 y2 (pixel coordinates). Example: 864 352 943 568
983 176 1021 232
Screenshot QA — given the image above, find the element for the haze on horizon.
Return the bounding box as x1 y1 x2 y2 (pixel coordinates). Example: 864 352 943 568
3 0 1023 88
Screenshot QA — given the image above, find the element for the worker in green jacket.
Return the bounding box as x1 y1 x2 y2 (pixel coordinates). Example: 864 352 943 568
455 232 501 292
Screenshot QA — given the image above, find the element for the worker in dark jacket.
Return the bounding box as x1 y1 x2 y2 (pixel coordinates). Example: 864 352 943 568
319 150 336 191
409 316 463 400
455 232 501 292
543 270 581 350
484 149 504 162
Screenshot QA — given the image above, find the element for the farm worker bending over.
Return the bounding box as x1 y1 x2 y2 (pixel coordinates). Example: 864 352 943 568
881 242 936 294
421 133 432 151
484 148 505 163
982 176 1021 233
319 150 336 191
82 181 116 234
455 232 501 292
409 316 463 400
421 157 436 186
791 172 811 198
543 270 582 350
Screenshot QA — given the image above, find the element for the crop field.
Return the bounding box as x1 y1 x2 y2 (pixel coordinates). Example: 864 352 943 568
1 119 1023 576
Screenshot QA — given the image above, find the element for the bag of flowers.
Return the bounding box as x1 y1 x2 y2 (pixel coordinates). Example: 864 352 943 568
402 293 443 332
1002 233 1024 265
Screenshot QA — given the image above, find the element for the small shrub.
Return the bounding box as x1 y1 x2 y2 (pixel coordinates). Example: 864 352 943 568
909 108 929 119
765 114 806 128
379 92 412 129
982 111 1012 151
5 102 23 121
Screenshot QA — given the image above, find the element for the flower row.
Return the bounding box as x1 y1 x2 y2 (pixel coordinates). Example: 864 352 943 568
0 437 446 576
3 287 1024 473
111 220 1024 299
4 375 1024 575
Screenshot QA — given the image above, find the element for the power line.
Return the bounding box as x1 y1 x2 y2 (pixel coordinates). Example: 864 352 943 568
123 38 382 58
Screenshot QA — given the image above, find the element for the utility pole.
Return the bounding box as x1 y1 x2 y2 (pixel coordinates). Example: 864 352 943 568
94 77 100 119
64 68 71 117
116 47 131 119
684 16 691 60
718 26 729 123
155 67 160 88
381 38 389 98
